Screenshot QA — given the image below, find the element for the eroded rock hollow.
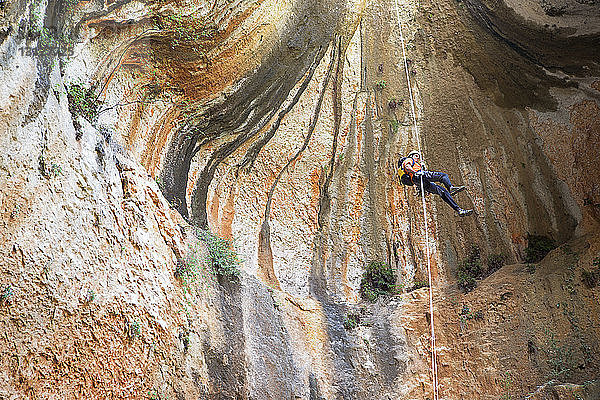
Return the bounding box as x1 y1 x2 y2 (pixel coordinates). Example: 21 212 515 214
1 0 599 398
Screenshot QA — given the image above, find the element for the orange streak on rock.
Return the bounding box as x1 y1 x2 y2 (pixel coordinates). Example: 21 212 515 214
163 4 268 103
388 185 397 219
352 176 366 223
309 168 322 227
209 190 220 229
220 184 236 241
257 225 282 290
355 112 364 156
340 258 358 303
350 176 366 244
124 95 146 151
141 107 181 176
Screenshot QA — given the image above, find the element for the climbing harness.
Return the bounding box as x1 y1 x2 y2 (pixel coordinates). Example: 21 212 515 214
393 1 441 399
399 172 414 186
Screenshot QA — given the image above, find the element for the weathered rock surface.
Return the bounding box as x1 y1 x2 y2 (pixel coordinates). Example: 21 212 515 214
525 380 600 400
1 0 599 397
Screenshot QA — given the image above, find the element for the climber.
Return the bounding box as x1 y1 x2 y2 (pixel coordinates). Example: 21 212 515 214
399 151 474 217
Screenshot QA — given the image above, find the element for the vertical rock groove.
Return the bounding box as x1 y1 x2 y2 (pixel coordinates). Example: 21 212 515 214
237 47 325 173
258 41 338 289
317 35 344 229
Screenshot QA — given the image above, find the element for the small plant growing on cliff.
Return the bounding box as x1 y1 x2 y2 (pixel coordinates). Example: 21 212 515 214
39 154 63 178
486 253 506 275
388 119 400 135
360 261 396 301
499 371 514 400
50 163 62 176
0 285 13 305
343 313 360 330
174 258 191 280
148 390 162 400
459 304 483 324
84 288 95 303
524 234 556 263
544 329 574 380
197 229 241 281
174 240 214 295
36 27 59 61
388 97 402 110
66 83 100 138
155 176 165 192
67 83 99 121
581 258 599 288
128 320 142 339
374 80 387 91
10 205 21 219
457 245 483 292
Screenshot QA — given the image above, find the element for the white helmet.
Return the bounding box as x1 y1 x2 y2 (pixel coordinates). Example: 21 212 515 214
407 150 421 159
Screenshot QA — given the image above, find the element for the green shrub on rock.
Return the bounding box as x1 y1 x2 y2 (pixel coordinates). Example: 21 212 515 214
487 253 506 274
66 83 99 123
457 245 483 293
197 229 241 281
525 234 556 263
343 313 360 330
0 284 13 305
581 257 599 288
360 261 396 301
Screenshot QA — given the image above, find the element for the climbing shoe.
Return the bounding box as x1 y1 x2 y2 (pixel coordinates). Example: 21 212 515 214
457 208 473 217
450 186 466 195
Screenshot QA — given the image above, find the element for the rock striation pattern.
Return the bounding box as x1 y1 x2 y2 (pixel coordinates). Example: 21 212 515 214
1 0 599 398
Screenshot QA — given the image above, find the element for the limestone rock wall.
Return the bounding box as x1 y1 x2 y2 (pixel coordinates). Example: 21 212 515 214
1 0 599 398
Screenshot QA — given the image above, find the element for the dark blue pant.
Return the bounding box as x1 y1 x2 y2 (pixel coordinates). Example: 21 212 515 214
412 171 460 211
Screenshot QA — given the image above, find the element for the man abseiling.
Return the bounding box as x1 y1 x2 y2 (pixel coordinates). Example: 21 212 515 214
399 151 473 217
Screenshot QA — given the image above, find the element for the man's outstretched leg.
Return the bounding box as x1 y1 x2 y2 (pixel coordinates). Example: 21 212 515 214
422 180 473 217
424 171 466 196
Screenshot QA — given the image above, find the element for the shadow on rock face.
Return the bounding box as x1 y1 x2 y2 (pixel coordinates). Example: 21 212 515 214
200 279 249 400
444 0 600 111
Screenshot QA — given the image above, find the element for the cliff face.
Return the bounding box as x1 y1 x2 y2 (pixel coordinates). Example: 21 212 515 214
1 0 599 398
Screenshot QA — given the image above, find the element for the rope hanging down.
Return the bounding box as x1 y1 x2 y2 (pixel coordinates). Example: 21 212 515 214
392 1 440 399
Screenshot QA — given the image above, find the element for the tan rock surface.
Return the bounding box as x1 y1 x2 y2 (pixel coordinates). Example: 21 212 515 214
0 0 599 397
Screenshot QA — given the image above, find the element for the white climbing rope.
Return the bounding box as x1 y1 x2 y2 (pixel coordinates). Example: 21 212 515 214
392 1 440 399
